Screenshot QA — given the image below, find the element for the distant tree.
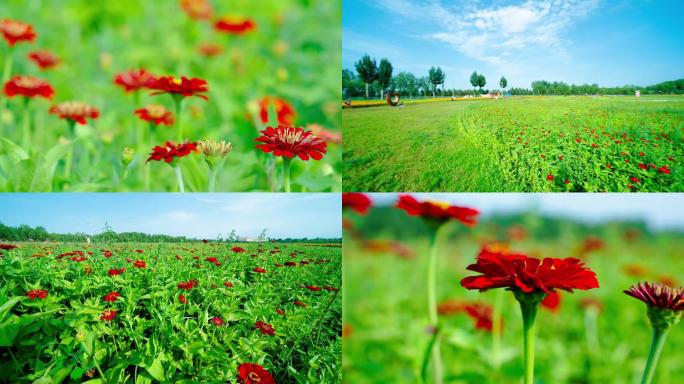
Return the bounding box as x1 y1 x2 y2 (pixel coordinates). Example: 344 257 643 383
258 229 268 242
393 72 418 99
477 74 486 93
500 76 507 94
377 59 393 100
418 76 431 96
470 71 479 95
354 54 378 99
428 66 445 97
227 229 238 243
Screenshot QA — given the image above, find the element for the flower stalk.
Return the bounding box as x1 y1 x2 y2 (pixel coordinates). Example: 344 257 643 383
21 97 31 149
174 165 185 193
641 327 668 384
283 157 292 192
514 290 545 384
426 225 443 384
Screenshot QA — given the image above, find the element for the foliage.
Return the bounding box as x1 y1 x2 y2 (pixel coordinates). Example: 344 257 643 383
0 0 342 192
0 241 342 383
354 55 377 99
428 66 445 97
377 59 393 97
343 96 684 192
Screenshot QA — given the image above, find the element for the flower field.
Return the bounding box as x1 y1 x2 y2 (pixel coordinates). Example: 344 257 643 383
342 194 683 384
0 0 341 192
343 96 684 192
0 241 342 383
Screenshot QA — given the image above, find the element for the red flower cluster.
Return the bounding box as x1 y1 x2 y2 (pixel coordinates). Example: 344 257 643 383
255 125 327 161
461 247 599 294
237 363 275 384
108 268 126 276
259 97 295 125
150 76 209 100
255 321 275 336
624 282 682 311
232 247 246 253
342 193 372 215
437 300 497 332
49 101 99 125
179 294 187 304
147 142 197 163
178 280 198 290
253 267 266 274
100 309 117 321
28 50 60 70
210 316 225 326
4 76 54 99
223 282 233 288
114 69 156 93
305 285 321 292
135 105 175 126
294 300 307 307
0 244 17 251
25 289 49 300
214 16 257 35
396 195 479 226
0 19 36 46
205 256 221 266
133 260 146 268
103 291 121 302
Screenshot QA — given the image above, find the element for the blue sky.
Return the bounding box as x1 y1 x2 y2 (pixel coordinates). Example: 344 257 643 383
368 193 684 231
343 0 684 89
0 194 341 239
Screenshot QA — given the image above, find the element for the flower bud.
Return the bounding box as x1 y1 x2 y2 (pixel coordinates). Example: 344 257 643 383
121 147 134 166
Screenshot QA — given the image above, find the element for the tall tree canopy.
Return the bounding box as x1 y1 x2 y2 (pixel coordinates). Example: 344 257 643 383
428 66 445 97
500 76 507 92
470 71 479 95
377 58 393 100
354 54 378 99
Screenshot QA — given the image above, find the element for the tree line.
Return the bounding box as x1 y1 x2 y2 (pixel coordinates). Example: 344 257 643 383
0 222 341 244
344 54 684 99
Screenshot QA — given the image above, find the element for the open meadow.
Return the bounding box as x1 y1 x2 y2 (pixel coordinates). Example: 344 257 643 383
343 96 684 192
0 241 342 383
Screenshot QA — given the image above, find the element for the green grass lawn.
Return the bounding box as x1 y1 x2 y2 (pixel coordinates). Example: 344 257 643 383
343 96 684 192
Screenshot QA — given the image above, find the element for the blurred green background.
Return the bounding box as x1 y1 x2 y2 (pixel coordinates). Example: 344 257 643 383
343 194 684 383
0 0 341 191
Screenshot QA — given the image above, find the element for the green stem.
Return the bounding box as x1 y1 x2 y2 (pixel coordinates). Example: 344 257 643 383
0 48 14 134
173 96 183 143
208 166 217 192
283 157 292 192
22 98 31 150
174 165 185 193
426 228 442 384
641 328 669 384
516 292 543 384
492 289 504 369
64 120 76 179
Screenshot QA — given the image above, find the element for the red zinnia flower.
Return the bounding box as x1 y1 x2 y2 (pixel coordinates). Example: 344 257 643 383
214 16 257 35
147 141 197 163
343 193 372 215
179 294 187 304
630 177 641 184
461 247 599 294
71 256 87 262
396 195 479 226
259 97 295 125
253 267 266 273
323 286 339 292
133 260 146 268
198 43 223 57
49 101 99 125
210 316 225 326
276 308 285 316
108 268 125 276
4 76 54 99
546 174 554 181
0 244 17 251
237 363 275 384
284 261 296 267
294 300 307 307
149 76 209 100
638 163 649 170
100 309 117 321
103 291 121 302
114 69 156 93
463 303 495 331
308 123 342 145
0 19 36 46
254 321 275 335
657 165 671 175
255 125 327 161
178 280 198 290
541 291 561 312
25 289 48 300
306 285 322 292
135 105 175 126
180 0 213 20
624 282 682 311
27 50 60 70
232 247 246 253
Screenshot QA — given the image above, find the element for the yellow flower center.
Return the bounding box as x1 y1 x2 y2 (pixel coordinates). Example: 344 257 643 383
426 200 451 210
248 372 261 382
171 77 182 85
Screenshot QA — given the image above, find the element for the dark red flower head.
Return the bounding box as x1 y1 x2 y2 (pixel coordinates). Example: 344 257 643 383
232 246 246 253
49 101 99 125
464 303 495 331
253 267 266 274
1 19 36 46
255 125 327 161
100 309 117 321
25 289 49 300
259 97 295 125
255 321 275 336
133 260 146 268
135 104 174 126
4 76 54 99
214 16 257 35
108 268 125 276
114 69 156 93
624 282 683 311
0 244 18 251
461 246 599 294
179 294 187 304
237 363 275 384
342 193 372 215
541 291 561 312
28 50 60 70
178 280 198 290
210 316 225 326
103 291 121 302
180 0 213 20
396 195 479 227
147 141 197 163
150 76 209 100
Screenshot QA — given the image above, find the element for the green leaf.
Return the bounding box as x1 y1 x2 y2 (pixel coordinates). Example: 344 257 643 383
0 137 29 164
144 356 165 382
0 320 22 347
32 376 52 384
0 296 23 320
30 141 72 192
